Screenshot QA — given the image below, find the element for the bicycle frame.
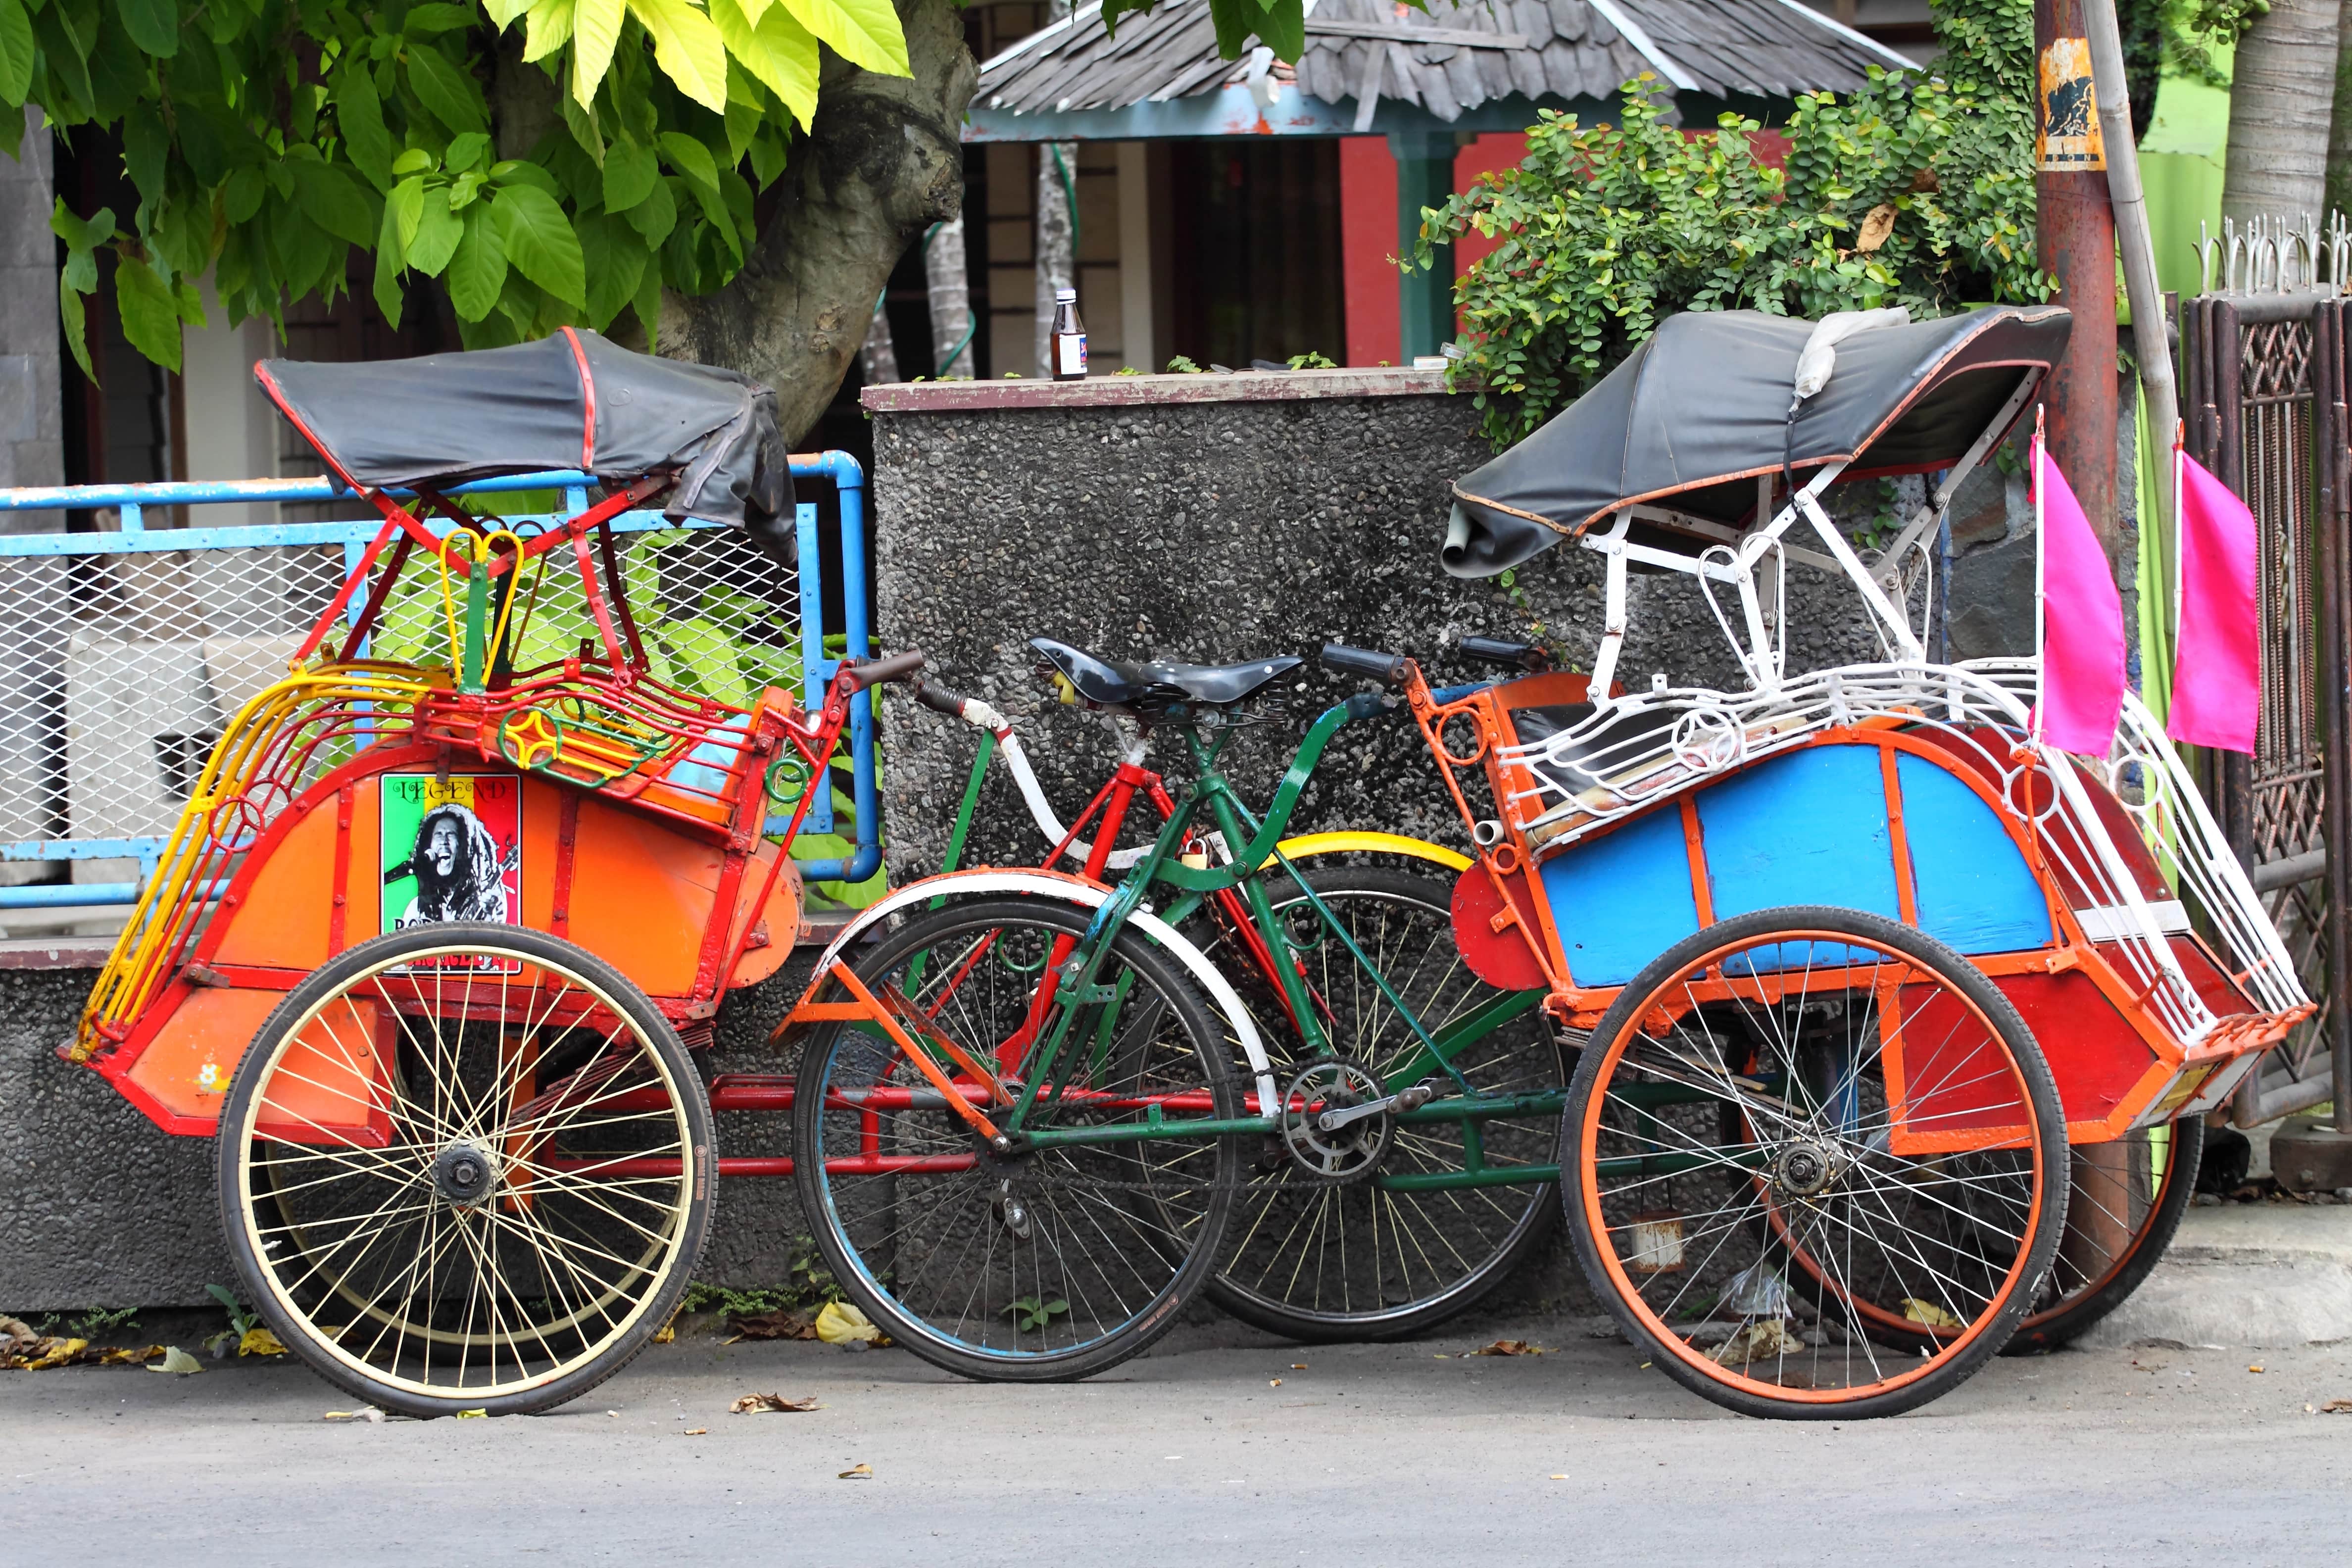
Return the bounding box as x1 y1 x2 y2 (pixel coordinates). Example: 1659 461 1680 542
820 692 1568 1189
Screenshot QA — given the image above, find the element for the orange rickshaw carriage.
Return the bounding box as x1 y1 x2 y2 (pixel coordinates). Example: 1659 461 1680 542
67 329 925 1417
1365 304 2312 1416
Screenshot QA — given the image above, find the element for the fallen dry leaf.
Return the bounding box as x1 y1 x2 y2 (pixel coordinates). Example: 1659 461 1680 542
454 1408 488 1419
323 1409 387 1423
730 1393 822 1415
239 1327 286 1358
1856 203 1898 253
147 1347 204 1375
838 1463 874 1480
731 1310 820 1341
98 1345 165 1367
2321 1398 2352 1414
1473 1339 1548 1357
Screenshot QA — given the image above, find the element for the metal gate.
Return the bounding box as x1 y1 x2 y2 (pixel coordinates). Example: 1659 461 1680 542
2181 288 2351 1126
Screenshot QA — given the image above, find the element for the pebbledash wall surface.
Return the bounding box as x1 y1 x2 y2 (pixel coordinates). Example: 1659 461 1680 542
0 362 2041 1313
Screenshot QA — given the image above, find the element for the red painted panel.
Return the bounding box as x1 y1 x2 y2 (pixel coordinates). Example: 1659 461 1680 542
1890 980 2030 1148
1339 137 1400 366
1992 968 2156 1125
1451 864 1549 990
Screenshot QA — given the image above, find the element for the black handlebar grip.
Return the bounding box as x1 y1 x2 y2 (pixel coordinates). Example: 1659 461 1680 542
913 678 967 717
1320 643 1409 686
1460 635 1553 672
839 649 927 692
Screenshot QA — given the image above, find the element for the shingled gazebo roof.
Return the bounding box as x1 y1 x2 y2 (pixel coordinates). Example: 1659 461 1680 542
975 0 1912 126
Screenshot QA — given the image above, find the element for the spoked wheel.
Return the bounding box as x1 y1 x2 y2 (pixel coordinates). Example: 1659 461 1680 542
1563 906 2068 1420
1191 865 1563 1341
218 923 713 1418
2003 1116 2204 1354
792 898 1241 1381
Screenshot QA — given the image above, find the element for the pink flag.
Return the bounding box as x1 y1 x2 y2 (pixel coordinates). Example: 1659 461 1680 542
2032 436 2126 755
2167 450 2260 754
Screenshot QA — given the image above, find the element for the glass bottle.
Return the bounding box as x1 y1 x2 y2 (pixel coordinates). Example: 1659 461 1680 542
1051 287 1087 381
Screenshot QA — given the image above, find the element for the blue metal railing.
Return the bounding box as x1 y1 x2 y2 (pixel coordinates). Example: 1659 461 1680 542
0 453 878 908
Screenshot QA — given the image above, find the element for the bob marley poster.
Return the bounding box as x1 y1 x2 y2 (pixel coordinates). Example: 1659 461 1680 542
380 774 524 971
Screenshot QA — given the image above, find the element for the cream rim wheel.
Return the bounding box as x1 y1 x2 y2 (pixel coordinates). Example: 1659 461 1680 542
226 926 707 1409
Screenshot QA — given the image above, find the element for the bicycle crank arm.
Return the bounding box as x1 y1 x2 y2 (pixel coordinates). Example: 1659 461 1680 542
1314 1082 1437 1132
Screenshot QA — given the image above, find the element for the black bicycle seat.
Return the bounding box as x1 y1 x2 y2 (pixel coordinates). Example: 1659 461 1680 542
1029 637 1301 712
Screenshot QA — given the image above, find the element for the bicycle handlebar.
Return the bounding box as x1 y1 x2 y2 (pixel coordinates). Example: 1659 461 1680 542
1320 643 1409 686
1459 635 1553 672
837 650 927 693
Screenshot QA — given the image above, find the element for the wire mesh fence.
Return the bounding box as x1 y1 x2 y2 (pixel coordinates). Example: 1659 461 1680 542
0 464 872 933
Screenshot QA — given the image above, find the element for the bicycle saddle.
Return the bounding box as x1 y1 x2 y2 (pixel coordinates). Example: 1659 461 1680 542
1029 637 1301 712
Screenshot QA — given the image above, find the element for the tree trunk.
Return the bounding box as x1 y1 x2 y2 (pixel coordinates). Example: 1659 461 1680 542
859 298 901 385
661 0 979 443
926 217 976 378
2328 0 2352 224
2224 0 2342 227
1033 143 1077 377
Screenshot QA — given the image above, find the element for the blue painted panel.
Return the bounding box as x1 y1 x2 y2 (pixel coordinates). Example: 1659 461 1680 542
1541 807 1702 987
1894 752 2053 954
1696 746 1903 922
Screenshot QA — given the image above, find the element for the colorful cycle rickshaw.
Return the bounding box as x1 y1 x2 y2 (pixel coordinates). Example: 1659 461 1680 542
789 305 2310 1418
59 331 927 1416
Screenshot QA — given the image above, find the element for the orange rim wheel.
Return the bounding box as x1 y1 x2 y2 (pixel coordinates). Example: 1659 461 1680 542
1561 905 2069 1420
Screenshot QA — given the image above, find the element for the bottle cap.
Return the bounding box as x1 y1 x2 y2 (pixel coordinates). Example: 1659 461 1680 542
1055 288 1077 302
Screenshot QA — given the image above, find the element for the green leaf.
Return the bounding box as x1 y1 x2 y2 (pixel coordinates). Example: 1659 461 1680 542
485 0 535 27
122 110 165 202
114 0 175 57
445 132 492 173
290 160 376 247
523 0 573 60
392 147 435 178
58 277 92 382
712 0 816 130
490 183 586 308
490 159 564 198
578 210 646 330
775 0 906 75
388 175 427 253
1251 0 1303 64
446 201 507 320
620 171 675 246
223 166 265 223
628 0 728 112
405 44 488 136
374 195 408 329
0 0 34 104
336 64 394 191
33 6 93 113
404 2 477 34
603 136 656 212
570 0 623 105
407 187 463 275
114 259 184 372
559 90 604 166
655 130 719 196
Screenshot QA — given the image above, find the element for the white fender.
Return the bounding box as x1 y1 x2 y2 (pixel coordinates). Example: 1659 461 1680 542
805 868 1277 1112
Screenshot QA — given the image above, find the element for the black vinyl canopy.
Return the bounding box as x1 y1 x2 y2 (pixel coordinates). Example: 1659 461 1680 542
1443 305 2072 578
256 328 792 534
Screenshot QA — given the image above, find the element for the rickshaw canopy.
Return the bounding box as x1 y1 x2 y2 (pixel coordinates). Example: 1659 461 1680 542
255 327 791 531
1443 304 2074 578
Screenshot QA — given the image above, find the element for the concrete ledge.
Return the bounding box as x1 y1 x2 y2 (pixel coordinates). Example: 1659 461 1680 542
2078 1204 2352 1350
860 365 1448 413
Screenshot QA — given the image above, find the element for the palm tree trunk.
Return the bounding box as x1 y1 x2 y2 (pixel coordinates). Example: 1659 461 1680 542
2224 0 2342 225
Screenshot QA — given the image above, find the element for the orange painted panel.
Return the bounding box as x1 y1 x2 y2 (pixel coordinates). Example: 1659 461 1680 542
565 794 726 998
728 850 803 988
253 996 390 1146
123 986 285 1125
210 799 343 970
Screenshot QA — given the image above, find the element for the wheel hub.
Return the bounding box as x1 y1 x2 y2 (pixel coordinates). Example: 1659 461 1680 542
432 1142 500 1208
1771 1140 1840 1198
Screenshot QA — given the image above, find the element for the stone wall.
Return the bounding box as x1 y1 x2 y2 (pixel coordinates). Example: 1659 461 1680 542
865 367 1890 880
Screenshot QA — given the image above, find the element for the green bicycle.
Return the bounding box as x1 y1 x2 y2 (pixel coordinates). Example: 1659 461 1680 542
786 637 1568 1378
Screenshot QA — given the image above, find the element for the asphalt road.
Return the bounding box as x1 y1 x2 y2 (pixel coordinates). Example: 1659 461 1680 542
5 1315 2348 1566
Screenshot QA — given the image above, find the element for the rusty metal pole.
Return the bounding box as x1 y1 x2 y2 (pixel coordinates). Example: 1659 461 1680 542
2036 0 2123 563
2036 0 2133 1255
